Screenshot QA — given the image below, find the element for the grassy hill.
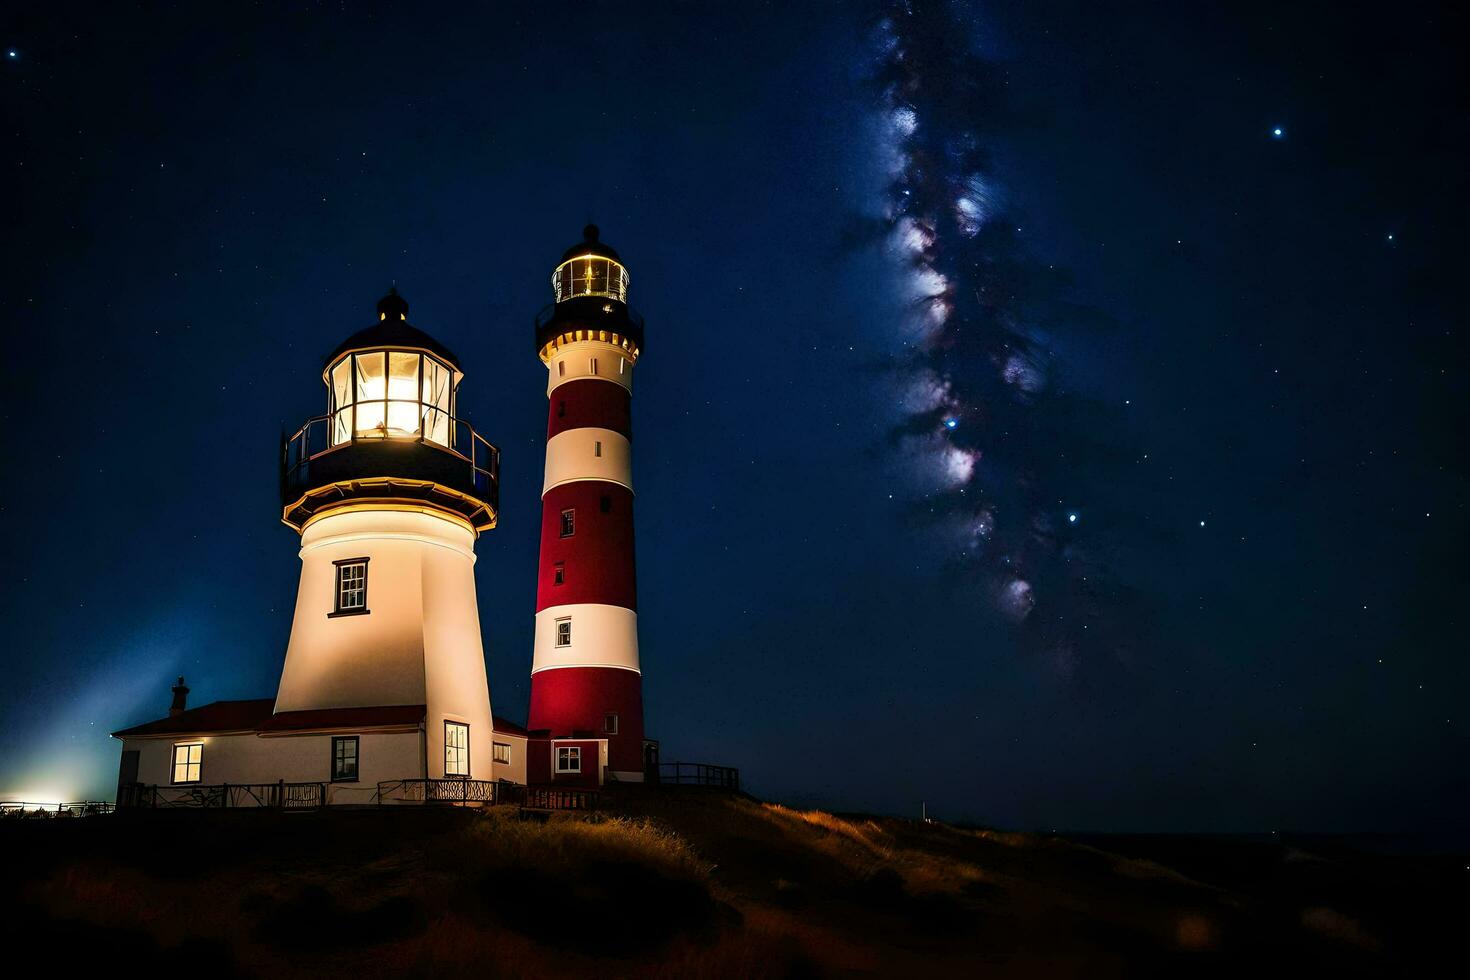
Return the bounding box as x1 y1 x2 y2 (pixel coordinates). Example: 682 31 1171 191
3 791 1462 976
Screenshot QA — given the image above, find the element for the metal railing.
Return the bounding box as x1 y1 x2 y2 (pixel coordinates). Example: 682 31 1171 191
118 782 325 810
658 762 740 790
376 778 502 805
0 801 115 818
283 414 499 501
521 785 601 811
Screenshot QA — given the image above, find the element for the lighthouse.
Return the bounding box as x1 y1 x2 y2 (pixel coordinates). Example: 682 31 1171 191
274 289 505 784
527 226 649 783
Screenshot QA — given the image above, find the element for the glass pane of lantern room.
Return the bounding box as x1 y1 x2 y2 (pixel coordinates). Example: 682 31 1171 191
422 358 451 446
355 353 387 437
387 352 420 436
330 359 353 445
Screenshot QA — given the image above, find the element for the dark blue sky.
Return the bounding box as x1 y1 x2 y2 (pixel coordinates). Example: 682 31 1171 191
1 2 1463 832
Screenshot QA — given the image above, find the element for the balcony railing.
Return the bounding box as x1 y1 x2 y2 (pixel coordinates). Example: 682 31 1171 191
282 414 499 504
0 801 115 818
376 778 504 805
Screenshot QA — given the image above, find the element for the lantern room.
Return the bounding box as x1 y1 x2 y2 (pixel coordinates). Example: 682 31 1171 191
535 225 645 361
280 289 499 534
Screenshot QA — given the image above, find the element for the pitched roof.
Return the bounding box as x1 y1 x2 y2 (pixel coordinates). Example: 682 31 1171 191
257 704 425 734
111 699 276 738
112 700 427 738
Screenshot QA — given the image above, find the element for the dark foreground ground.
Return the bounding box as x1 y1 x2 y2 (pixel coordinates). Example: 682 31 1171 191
2 791 1462 977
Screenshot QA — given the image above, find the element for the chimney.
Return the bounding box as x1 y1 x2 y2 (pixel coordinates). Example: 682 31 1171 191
169 676 190 717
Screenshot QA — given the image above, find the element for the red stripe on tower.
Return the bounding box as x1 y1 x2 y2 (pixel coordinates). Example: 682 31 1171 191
527 225 649 780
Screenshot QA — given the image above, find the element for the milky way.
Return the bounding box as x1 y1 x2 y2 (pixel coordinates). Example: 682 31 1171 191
870 0 1145 676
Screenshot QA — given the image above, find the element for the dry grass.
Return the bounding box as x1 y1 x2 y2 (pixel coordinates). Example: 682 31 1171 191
4 797 1458 975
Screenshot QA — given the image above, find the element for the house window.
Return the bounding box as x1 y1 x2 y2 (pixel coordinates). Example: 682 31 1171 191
493 742 512 764
600 494 611 513
556 746 582 773
332 736 359 782
331 558 369 616
553 562 565 586
604 713 619 735
594 440 602 457
560 509 575 537
555 617 572 647
171 743 202 784
445 721 470 777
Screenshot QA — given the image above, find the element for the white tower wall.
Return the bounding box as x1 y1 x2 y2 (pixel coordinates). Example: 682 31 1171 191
275 508 496 779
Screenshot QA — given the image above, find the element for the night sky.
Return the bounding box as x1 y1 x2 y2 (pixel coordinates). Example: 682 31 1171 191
2 2 1464 833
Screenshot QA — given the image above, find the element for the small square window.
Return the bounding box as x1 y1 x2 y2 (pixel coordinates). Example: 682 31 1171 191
556 745 582 773
553 563 565 586
171 743 202 784
332 736 359 782
604 713 619 735
560 509 575 537
556 617 572 647
600 494 611 514
493 742 512 764
332 559 369 616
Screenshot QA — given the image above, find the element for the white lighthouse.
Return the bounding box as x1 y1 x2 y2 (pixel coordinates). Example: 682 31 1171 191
113 290 526 801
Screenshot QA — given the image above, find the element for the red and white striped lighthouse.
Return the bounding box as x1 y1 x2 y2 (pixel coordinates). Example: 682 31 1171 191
527 225 648 782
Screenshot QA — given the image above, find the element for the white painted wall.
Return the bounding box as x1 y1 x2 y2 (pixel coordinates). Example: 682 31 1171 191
121 730 424 804
545 339 636 396
542 427 633 494
531 603 641 674
275 508 496 780
492 732 528 785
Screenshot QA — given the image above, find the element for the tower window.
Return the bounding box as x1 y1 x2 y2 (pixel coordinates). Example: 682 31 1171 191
590 357 599 375
600 494 611 513
619 357 626 375
556 745 582 773
331 736 359 782
330 559 369 617
445 721 470 777
557 400 566 418
556 617 572 647
560 509 575 537
553 562 565 586
493 742 512 764
558 361 565 377
171 743 202 784
604 713 619 735
594 440 602 457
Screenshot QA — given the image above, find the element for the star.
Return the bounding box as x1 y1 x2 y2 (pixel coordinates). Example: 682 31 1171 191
6 49 17 59
943 417 958 430
1067 513 1078 523
1271 126 1284 138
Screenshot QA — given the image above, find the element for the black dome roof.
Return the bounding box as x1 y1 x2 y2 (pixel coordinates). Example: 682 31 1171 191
560 224 622 263
324 289 460 370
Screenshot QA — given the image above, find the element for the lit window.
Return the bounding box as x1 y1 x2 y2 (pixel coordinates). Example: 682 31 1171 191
553 562 565 586
619 357 626 375
552 255 629 304
556 617 572 647
324 351 454 447
172 743 202 784
445 721 470 777
594 440 602 457
332 736 359 782
493 742 511 764
333 559 369 615
560 509 575 537
604 713 619 735
556 746 582 773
